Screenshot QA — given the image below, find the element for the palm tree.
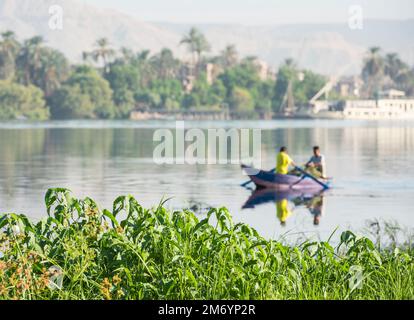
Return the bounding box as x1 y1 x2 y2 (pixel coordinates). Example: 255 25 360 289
220 44 238 68
16 36 44 85
119 47 134 64
241 55 261 71
91 38 115 73
180 28 211 76
151 48 179 80
39 49 69 96
384 53 407 82
135 50 153 87
136 50 151 62
0 31 19 58
82 51 93 64
362 47 384 98
0 31 20 79
395 68 414 96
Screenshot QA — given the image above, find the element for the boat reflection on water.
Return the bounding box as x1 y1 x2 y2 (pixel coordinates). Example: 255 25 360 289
242 188 326 226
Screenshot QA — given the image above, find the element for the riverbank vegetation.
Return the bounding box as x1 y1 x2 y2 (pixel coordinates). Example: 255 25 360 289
0 189 413 300
1 29 414 120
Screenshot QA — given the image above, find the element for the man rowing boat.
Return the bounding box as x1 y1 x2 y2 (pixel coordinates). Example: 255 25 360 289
276 146 297 175
305 146 326 179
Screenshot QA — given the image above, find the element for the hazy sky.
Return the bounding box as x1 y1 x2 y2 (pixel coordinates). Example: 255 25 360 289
81 0 414 25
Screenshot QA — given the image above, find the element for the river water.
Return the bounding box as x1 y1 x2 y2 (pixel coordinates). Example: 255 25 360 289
1 119 413 241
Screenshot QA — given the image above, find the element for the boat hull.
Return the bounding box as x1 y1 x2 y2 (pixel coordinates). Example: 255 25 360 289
242 165 328 190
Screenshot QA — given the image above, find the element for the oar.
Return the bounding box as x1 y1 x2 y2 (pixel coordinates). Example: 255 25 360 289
294 166 330 190
289 175 307 189
240 168 275 188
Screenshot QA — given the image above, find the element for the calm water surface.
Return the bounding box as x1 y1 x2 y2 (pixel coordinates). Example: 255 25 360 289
1 120 414 241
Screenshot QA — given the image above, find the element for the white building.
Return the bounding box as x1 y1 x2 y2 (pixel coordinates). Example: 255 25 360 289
304 89 414 120
308 99 414 120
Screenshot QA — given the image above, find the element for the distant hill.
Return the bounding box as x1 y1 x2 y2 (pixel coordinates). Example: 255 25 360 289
156 20 414 75
0 0 182 61
1 0 413 75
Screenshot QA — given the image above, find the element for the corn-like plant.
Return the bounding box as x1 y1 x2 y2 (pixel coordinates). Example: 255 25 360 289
0 188 413 300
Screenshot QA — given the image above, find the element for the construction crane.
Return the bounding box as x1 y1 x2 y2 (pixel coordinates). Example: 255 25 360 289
309 62 358 105
278 41 361 116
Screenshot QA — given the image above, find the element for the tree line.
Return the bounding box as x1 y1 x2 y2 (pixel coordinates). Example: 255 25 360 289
361 47 414 98
0 28 413 120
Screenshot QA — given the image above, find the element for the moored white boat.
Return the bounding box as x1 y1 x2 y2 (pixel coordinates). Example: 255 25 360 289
301 98 414 120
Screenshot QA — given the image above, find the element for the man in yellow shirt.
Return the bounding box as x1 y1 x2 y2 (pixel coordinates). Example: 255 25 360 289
276 146 296 175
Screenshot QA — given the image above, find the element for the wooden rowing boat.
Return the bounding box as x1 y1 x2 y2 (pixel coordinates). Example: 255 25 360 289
241 164 330 190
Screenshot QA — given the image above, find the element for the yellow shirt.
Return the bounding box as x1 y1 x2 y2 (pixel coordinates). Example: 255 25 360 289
276 152 293 174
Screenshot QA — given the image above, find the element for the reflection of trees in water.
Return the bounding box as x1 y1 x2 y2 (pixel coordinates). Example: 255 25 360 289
0 129 46 161
335 126 414 178
341 127 414 156
0 128 156 196
0 129 46 194
42 128 156 159
3 125 413 163
112 129 154 158
44 129 114 158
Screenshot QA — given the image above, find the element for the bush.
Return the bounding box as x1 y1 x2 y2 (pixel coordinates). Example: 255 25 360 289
0 81 48 120
230 87 255 112
49 66 115 119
